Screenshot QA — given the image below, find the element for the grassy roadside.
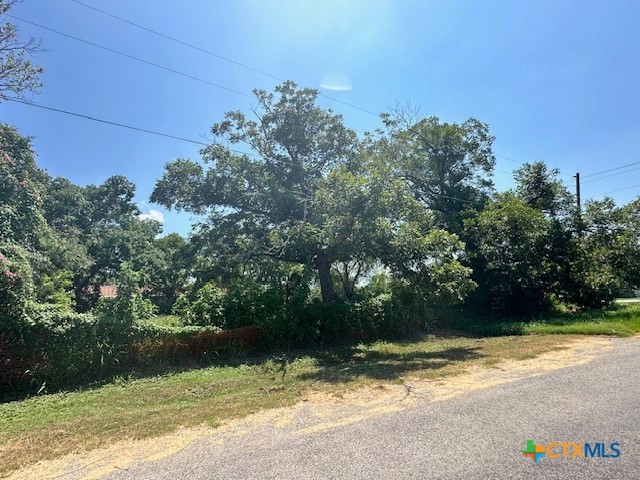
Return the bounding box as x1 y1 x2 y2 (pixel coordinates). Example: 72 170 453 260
455 303 640 337
1 303 639 477
1 334 573 477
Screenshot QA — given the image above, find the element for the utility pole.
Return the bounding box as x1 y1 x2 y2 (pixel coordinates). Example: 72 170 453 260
575 172 583 235
575 172 581 212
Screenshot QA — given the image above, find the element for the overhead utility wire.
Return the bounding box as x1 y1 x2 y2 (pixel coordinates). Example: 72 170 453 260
65 1 571 162
8 6 571 182
582 166 640 184
581 161 640 180
5 97 210 146
70 0 283 83
494 153 573 178
69 0 379 116
4 98 554 206
599 183 640 196
7 14 251 98
10 12 372 136
5 97 292 162
5 98 474 203
495 153 522 164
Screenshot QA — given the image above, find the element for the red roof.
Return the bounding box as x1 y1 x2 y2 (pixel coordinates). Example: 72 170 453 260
99 285 118 298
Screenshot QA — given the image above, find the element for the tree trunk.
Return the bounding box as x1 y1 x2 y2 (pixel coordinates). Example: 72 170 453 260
315 251 337 302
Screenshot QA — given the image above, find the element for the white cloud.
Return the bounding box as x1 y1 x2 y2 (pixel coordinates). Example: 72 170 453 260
320 73 353 91
139 209 165 223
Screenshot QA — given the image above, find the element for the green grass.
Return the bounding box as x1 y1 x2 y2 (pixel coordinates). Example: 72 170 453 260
455 304 640 337
147 314 183 327
3 303 640 476
0 333 570 476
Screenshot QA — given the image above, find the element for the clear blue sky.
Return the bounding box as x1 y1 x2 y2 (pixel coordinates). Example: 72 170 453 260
3 0 640 235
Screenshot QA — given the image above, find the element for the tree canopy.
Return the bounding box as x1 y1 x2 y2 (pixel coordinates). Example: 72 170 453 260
152 82 475 305
0 1 43 100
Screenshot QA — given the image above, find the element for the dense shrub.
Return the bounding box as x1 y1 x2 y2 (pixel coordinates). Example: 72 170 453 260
0 305 260 399
95 261 156 326
173 282 225 327
1 305 108 395
128 324 261 365
171 274 434 350
255 289 429 349
0 243 34 337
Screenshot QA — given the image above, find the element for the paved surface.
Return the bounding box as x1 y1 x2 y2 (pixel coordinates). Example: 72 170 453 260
105 337 640 480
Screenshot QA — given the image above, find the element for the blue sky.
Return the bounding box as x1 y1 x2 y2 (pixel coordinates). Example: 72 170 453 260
3 0 640 235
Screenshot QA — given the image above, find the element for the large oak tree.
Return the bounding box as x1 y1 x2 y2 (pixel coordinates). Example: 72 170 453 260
152 82 473 303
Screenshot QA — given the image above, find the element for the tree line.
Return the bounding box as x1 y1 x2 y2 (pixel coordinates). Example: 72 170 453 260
3 81 639 328
1 1 639 394
2 85 640 397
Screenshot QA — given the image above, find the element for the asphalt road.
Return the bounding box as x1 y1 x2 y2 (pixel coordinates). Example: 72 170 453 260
105 337 640 480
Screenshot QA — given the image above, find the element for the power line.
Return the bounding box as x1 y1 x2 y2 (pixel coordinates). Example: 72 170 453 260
11 12 379 119
69 0 380 117
8 6 582 178
582 165 640 184
495 153 522 164
7 14 251 98
70 0 283 83
599 183 640 196
6 98 210 146
5 97 588 204
11 13 373 140
317 93 378 116
5 97 210 145
494 153 573 179
582 161 640 180
5 98 297 163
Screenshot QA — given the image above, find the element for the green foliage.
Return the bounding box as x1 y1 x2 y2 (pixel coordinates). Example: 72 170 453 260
95 262 155 326
385 227 476 307
40 173 151 311
382 113 496 232
452 303 640 337
84 175 140 225
4 76 640 394
173 282 226 327
565 198 640 307
145 233 191 314
0 1 44 100
147 315 182 327
0 302 246 397
37 270 75 310
465 193 555 315
0 242 33 335
1 304 121 394
514 161 574 218
0 124 48 248
153 82 470 306
152 82 361 301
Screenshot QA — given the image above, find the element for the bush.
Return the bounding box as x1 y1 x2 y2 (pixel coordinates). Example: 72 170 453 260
95 261 156 326
175 279 309 344
1 305 112 396
0 243 34 337
172 276 432 350
0 303 263 399
173 282 225 327
128 324 261 365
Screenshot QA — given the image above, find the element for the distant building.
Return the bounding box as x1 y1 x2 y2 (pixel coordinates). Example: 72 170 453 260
99 285 118 298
